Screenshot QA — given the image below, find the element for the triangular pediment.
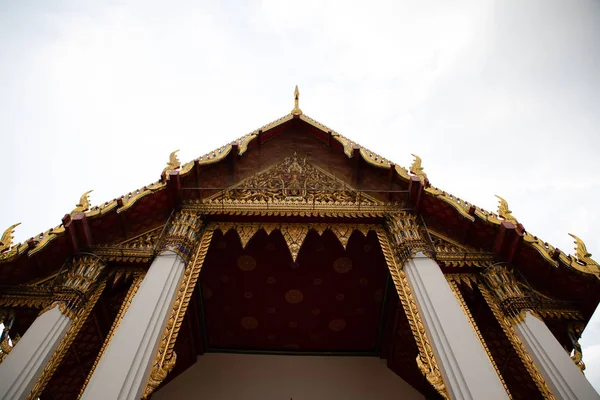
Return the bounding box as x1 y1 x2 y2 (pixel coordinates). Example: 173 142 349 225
207 153 380 205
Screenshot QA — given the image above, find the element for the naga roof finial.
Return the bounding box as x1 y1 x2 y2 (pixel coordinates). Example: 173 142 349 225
163 150 181 173
0 223 20 253
292 85 302 116
72 190 93 215
410 154 427 183
495 195 518 223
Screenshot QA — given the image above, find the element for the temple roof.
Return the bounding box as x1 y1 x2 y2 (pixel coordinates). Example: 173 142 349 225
1 87 599 316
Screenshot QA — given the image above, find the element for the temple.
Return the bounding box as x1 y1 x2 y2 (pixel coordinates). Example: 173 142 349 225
0 87 599 400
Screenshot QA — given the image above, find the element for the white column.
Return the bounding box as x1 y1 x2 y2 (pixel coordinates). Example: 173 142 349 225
404 252 508 399
0 305 71 400
514 311 599 400
81 251 185 400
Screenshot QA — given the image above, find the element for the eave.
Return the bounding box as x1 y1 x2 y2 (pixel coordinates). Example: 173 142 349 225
1 89 598 318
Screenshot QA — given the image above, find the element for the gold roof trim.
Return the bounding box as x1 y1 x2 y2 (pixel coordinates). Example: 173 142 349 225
1 90 598 280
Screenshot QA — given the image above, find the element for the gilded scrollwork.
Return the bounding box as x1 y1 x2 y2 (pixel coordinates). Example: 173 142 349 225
482 265 530 324
143 225 215 398
375 227 448 399
160 210 204 262
212 153 378 205
214 222 378 262
279 225 309 262
385 214 430 265
430 231 494 268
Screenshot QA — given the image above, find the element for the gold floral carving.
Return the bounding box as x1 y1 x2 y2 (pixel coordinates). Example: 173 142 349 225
121 226 164 249
77 272 145 399
188 199 393 218
71 190 93 215
214 222 377 262
235 224 259 248
478 284 556 399
142 226 214 399
280 225 309 262
482 266 534 325
448 279 512 399
444 273 479 290
385 214 430 265
430 231 494 268
209 153 378 205
376 228 448 399
63 255 106 294
28 280 106 400
495 195 518 224
92 226 165 263
160 210 204 262
329 225 354 249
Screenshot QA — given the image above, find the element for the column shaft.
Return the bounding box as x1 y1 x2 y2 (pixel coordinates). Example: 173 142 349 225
81 251 185 400
514 311 599 400
404 252 508 399
0 305 71 400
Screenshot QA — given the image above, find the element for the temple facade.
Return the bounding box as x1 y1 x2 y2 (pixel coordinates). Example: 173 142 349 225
0 88 599 399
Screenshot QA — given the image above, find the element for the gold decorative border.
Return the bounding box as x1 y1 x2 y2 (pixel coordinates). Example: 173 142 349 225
184 199 400 218
28 281 106 400
448 279 512 399
478 284 556 399
3 104 597 284
142 225 215 398
376 227 449 399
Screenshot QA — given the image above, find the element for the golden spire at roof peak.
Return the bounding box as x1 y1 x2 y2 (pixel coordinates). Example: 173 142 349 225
292 85 302 116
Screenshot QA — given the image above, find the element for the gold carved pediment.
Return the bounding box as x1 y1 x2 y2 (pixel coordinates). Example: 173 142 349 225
430 231 494 267
208 153 380 205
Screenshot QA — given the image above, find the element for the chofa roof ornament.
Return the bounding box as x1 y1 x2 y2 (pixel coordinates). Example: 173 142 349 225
291 85 302 116
0 223 20 254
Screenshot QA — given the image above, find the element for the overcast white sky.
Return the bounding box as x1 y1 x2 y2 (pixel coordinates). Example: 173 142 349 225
1 0 599 392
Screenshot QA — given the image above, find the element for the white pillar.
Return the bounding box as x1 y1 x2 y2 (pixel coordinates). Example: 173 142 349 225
404 252 508 399
514 311 599 400
0 305 71 400
81 251 185 400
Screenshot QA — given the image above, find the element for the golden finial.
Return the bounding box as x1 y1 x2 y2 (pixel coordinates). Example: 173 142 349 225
410 154 427 183
72 190 93 215
0 223 20 253
163 150 181 173
569 234 595 264
565 233 600 278
495 195 517 223
291 85 302 115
